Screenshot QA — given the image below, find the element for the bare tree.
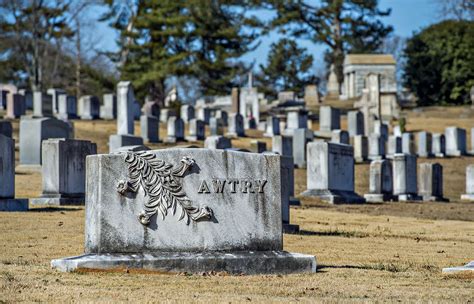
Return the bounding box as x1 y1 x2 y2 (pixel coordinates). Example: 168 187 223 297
436 0 474 21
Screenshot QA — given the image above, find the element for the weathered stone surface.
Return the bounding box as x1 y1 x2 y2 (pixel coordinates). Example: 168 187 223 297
209 117 224 136
186 119 205 141
368 134 385 161
445 127 466 156
284 109 307 135
387 135 402 159
33 92 53 117
204 136 231 149
250 140 267 153
79 96 100 120
393 153 420 201
331 130 349 145
58 95 77 120
364 159 394 202
417 131 433 158
6 93 26 118
402 133 415 155
352 135 368 163
180 105 195 122
50 149 315 274
0 120 13 138
226 113 245 138
442 261 474 274
140 115 159 143
347 110 364 137
31 138 97 205
19 117 72 166
432 133 446 157
264 116 280 137
165 117 185 143
117 81 135 135
272 135 293 157
301 141 364 203
418 163 447 202
293 129 313 168
319 106 340 132
100 94 116 120
461 164 474 201
109 134 144 153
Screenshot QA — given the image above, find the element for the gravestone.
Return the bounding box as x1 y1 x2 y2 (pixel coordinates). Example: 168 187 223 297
387 135 402 159
368 134 385 160
197 107 211 124
364 159 394 202
304 85 320 108
272 135 292 157
469 128 474 155
186 119 205 141
140 115 159 143
19 89 33 109
51 149 316 274
79 96 100 120
293 128 314 168
226 113 245 138
180 104 195 122
280 155 300 232
250 140 267 153
215 110 228 126
258 121 267 132
142 101 160 118
100 94 117 120
264 116 280 137
319 106 340 133
418 163 447 202
209 117 224 136
109 135 144 153
461 164 474 201
31 139 97 205
231 87 239 114
204 136 231 150
0 120 13 138
19 117 72 167
5 93 26 119
58 95 77 120
0 135 28 211
372 120 388 141
393 125 402 137
331 130 349 145
165 117 185 143
285 109 307 135
432 133 446 157
301 141 364 203
392 153 420 201
133 101 141 120
244 117 257 130
352 135 368 163
417 131 433 158
347 111 364 137
159 108 176 124
445 127 466 156
47 88 66 113
402 133 415 155
33 92 53 117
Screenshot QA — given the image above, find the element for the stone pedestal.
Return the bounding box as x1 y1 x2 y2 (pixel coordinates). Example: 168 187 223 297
364 159 395 202
31 138 97 206
109 134 144 153
301 141 364 203
393 154 420 201
418 163 447 202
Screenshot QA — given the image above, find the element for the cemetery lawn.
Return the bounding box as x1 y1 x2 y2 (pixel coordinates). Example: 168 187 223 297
2 106 474 302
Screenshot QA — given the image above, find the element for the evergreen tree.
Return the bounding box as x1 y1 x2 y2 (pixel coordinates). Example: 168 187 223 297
257 38 315 99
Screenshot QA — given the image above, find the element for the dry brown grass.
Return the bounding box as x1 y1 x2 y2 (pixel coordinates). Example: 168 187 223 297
1 106 474 302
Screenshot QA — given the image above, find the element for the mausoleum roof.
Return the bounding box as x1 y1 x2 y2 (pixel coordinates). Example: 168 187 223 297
344 54 396 65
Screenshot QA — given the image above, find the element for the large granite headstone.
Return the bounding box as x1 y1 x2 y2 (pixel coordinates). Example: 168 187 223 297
364 159 394 202
140 115 159 143
392 153 420 201
301 141 364 203
402 133 415 155
204 136 231 150
319 106 340 133
6 93 26 119
264 116 280 137
209 117 224 136
51 149 316 274
284 109 307 135
445 127 466 156
180 104 195 122
31 139 97 205
165 117 185 143
331 130 349 145
432 133 446 157
58 95 77 120
387 135 402 159
368 134 385 161
33 92 53 117
186 119 205 141
418 163 447 202
0 120 13 138
47 88 66 113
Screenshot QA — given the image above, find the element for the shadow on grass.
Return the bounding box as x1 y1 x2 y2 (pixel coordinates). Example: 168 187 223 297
28 207 83 212
298 229 369 238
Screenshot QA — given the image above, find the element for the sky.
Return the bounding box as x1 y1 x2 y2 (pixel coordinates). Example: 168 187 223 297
90 0 441 71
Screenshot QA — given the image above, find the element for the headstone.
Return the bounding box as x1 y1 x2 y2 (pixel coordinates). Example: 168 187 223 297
215 110 228 126
301 141 364 203
280 155 300 232
231 87 239 114
51 149 316 274
133 101 141 120
250 140 267 153
117 81 135 135
393 125 402 137
347 111 364 137
19 117 72 166
304 85 320 108
209 117 224 136
113 145 150 153
293 129 314 168
141 101 160 118
278 91 295 103
19 89 33 110
257 121 267 132
204 136 231 150
417 131 433 158
372 120 388 141
392 153 420 201
244 117 257 129
272 135 292 157
432 133 446 157
100 94 117 120
180 104 195 122
186 119 205 141
47 88 66 113
402 133 415 155
0 120 13 138
140 115 159 143
159 108 176 124
0 135 28 211
0 90 7 110
445 127 467 156
285 109 307 135
165 117 185 143
368 134 385 160
33 91 53 117
197 107 211 124
31 138 97 205
352 135 368 163
418 163 447 202
442 261 474 274
331 130 349 145
326 64 340 98
58 95 77 120
461 164 474 201
387 135 402 159
264 116 280 137
6 93 26 118
79 96 100 120
226 113 245 138
364 159 394 202
109 134 144 153
319 106 340 133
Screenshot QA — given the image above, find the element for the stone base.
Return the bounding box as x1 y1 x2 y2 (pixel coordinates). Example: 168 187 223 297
185 136 204 142
15 164 42 172
397 194 422 202
446 150 463 157
313 131 332 138
31 195 85 206
420 195 449 202
354 157 368 164
164 137 185 144
368 155 383 161
289 197 301 206
442 261 474 274
434 153 445 158
364 193 396 203
461 194 474 201
0 199 29 211
109 134 144 153
283 224 300 234
51 251 316 275
300 189 365 204
468 150 474 156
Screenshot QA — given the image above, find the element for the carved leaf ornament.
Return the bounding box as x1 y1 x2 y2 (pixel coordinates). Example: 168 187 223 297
117 151 212 226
